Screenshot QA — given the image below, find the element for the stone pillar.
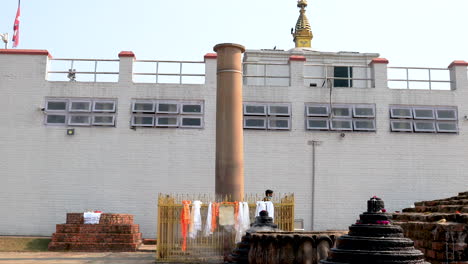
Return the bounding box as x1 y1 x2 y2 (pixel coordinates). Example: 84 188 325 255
214 43 245 201
448 60 468 90
369 58 389 88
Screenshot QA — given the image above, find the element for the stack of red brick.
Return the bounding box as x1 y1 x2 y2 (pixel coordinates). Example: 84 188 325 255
48 213 142 252
393 191 468 264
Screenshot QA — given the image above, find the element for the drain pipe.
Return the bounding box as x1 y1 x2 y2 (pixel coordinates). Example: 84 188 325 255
308 140 321 230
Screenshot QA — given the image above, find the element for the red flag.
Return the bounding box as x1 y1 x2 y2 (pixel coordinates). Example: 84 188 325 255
12 1 21 48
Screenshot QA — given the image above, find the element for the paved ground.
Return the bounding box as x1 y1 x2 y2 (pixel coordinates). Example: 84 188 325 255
0 252 156 264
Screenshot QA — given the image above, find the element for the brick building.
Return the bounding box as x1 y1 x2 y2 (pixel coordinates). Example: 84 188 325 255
0 1 467 238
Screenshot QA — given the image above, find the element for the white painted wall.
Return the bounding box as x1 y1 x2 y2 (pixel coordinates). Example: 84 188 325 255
0 49 467 237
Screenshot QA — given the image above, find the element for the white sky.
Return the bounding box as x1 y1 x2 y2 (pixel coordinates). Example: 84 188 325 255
1 0 467 67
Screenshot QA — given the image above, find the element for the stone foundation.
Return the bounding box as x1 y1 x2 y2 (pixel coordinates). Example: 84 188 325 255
393 191 468 264
242 231 347 264
48 213 142 252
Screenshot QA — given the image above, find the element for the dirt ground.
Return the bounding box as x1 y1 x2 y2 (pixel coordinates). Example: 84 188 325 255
0 252 156 264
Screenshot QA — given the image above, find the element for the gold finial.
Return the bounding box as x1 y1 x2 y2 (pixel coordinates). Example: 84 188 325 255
292 0 313 48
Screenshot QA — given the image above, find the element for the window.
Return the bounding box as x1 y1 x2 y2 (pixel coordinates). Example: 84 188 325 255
307 118 329 130
306 105 329 117
156 116 179 127
331 119 353 131
332 105 352 118
413 121 436 132
413 108 434 119
181 117 203 128
68 115 91 126
268 117 290 130
244 104 267 116
69 100 91 112
132 115 154 127
436 108 457 120
92 115 115 126
45 114 66 125
244 117 267 129
130 100 204 129
306 103 376 132
132 101 155 113
44 98 117 127
181 103 203 114
157 102 179 114
390 105 458 133
93 100 116 112
353 105 375 118
334 66 353 88
46 100 67 111
353 120 375 131
390 120 412 132
243 103 291 130
390 107 413 119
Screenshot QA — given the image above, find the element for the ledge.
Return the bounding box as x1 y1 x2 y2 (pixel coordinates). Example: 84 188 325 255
118 51 135 58
204 53 217 60
448 60 468 68
0 49 52 58
289 55 306 62
370 58 389 64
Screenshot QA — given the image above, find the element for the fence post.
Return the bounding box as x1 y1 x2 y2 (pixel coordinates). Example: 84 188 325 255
448 60 468 90
118 51 135 84
369 58 388 88
289 55 306 87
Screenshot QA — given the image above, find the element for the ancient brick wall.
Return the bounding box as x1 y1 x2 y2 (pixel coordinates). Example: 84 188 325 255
48 213 142 252
393 191 468 264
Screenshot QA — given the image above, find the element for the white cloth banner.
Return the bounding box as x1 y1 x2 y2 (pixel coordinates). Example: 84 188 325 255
235 202 251 243
83 212 101 224
203 202 213 237
189 200 203 239
255 201 274 220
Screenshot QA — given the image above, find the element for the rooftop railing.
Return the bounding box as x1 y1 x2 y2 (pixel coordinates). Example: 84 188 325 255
303 64 373 88
47 58 120 82
243 62 290 86
133 60 205 84
387 67 451 90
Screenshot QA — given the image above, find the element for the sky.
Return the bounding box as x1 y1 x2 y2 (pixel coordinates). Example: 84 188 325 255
0 0 467 67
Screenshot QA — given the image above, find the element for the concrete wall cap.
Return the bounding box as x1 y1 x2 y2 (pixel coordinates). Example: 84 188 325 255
213 43 245 53
289 55 306 61
204 53 217 60
118 51 136 58
0 49 52 58
448 60 468 68
370 58 389 64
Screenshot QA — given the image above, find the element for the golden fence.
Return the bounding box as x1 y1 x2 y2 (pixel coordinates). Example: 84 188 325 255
157 193 294 263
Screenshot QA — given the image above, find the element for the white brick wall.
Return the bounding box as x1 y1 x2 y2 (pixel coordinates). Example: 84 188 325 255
0 50 467 237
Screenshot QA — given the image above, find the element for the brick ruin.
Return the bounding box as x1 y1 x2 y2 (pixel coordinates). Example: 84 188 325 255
48 213 142 252
393 191 468 264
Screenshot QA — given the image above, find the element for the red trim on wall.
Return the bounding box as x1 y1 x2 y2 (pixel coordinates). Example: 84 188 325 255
448 60 468 68
289 55 306 62
204 53 217 59
370 58 389 64
0 49 51 58
118 51 135 58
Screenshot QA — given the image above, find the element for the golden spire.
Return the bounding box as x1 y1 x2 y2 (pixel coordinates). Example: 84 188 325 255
292 0 313 48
